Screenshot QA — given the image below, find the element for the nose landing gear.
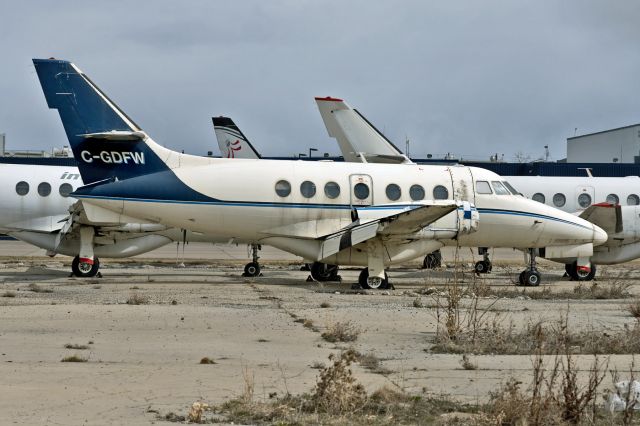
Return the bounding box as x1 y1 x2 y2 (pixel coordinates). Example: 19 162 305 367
243 244 262 277
518 248 541 286
474 247 492 274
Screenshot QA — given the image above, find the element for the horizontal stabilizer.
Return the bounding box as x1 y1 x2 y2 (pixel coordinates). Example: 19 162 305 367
578 202 622 235
79 130 147 141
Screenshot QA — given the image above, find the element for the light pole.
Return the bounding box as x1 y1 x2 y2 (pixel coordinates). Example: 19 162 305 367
309 148 318 158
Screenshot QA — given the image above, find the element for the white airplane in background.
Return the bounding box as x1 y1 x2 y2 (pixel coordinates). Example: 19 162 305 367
0 161 238 277
507 175 640 280
311 96 640 282
32 58 606 289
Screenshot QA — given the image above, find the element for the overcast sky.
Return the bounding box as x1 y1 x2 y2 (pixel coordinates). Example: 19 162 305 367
1 1 639 161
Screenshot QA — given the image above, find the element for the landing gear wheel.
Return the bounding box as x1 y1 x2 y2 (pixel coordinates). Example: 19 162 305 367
518 271 526 286
72 255 100 278
565 261 596 281
422 251 442 269
358 268 390 290
523 270 541 286
243 262 261 277
310 262 339 282
474 260 492 274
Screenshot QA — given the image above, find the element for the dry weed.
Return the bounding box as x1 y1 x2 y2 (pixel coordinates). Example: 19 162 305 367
64 343 89 350
126 292 149 305
308 349 367 414
61 354 88 362
321 320 361 343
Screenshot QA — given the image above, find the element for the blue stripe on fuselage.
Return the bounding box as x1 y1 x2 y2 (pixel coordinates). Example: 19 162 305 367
72 192 589 230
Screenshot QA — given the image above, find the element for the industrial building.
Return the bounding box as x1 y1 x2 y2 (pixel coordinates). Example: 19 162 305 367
567 124 640 163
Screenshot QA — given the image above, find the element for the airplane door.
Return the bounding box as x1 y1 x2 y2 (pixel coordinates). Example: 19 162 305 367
575 185 595 210
349 174 373 207
447 166 475 203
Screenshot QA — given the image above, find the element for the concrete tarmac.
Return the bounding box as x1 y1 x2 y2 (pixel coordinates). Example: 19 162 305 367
0 241 637 424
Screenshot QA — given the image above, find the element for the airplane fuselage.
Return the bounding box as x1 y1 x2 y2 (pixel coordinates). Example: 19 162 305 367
74 156 606 265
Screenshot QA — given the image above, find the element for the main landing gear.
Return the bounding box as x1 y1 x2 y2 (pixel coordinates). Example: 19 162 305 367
475 247 492 274
243 244 262 277
309 262 341 282
518 248 541 286
358 268 391 290
72 255 100 278
422 250 442 269
565 261 596 281
72 227 100 278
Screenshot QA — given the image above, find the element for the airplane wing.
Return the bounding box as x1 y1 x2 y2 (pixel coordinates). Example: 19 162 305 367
212 116 262 159
578 202 622 235
317 202 457 260
315 97 412 164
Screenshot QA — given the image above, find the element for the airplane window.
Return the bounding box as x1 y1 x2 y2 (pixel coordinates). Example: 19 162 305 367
15 181 29 196
300 181 316 198
475 181 492 194
503 181 521 195
385 184 401 201
491 181 510 195
59 183 74 197
409 184 425 201
353 183 370 200
324 182 340 199
38 182 51 197
275 180 291 197
606 194 619 205
433 185 449 200
627 194 640 206
553 193 566 207
532 193 545 203
577 193 592 208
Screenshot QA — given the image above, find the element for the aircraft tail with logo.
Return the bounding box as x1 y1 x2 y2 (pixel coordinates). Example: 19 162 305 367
212 116 261 159
32 58 191 184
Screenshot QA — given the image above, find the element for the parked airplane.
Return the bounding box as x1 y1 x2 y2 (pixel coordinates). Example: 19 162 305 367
506 175 640 280
33 58 607 289
0 160 240 277
312 96 636 282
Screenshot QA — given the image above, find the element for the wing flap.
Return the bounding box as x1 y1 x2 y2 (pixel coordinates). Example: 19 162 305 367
317 202 458 260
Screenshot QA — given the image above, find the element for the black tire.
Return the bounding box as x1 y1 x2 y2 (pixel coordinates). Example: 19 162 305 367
72 255 100 278
310 262 339 282
358 268 390 290
243 262 260 277
566 261 596 281
517 271 525 286
523 270 541 287
475 260 491 274
422 251 442 269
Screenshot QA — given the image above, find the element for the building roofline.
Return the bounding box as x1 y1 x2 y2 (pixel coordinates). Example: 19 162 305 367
568 123 640 140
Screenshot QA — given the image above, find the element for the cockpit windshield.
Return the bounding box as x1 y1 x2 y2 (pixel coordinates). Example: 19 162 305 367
502 181 522 196
491 181 510 195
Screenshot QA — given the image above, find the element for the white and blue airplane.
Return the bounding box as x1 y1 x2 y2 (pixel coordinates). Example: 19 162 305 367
311 96 640 281
30 58 607 289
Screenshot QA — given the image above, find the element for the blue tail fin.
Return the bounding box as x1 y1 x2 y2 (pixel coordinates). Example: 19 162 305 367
33 58 170 183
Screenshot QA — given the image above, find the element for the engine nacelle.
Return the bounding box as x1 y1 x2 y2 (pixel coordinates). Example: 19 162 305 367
10 231 172 258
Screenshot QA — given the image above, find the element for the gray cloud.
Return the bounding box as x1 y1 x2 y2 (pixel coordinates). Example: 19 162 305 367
1 0 639 161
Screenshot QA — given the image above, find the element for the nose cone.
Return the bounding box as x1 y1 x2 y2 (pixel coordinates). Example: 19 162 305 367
592 224 608 247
